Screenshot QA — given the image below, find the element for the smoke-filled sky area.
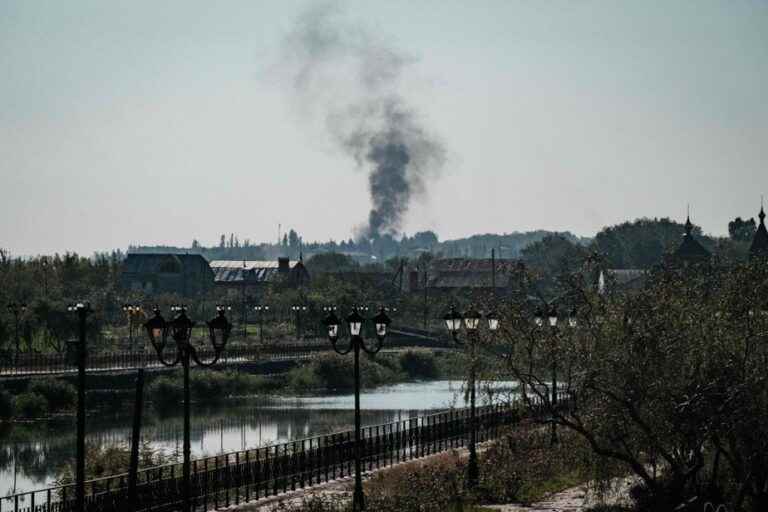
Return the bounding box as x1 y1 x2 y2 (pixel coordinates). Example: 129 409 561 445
1 1 767 256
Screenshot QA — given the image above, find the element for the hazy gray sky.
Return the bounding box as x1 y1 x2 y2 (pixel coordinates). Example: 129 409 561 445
1 0 766 256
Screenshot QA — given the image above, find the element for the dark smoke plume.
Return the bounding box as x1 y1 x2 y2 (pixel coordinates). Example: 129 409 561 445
278 3 445 239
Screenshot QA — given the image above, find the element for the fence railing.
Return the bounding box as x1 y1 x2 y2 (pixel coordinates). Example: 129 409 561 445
0 397 567 512
0 333 455 377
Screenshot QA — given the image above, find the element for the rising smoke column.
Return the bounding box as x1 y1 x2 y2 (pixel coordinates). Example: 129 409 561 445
278 3 445 239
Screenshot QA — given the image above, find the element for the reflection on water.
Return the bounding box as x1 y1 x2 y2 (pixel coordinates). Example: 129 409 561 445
0 380 514 497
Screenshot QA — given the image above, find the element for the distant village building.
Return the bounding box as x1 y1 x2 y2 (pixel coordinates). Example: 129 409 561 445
120 254 213 295
597 269 647 295
209 257 309 297
408 258 524 296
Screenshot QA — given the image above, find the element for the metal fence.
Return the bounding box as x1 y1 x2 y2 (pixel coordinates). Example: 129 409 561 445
0 332 455 378
0 399 560 512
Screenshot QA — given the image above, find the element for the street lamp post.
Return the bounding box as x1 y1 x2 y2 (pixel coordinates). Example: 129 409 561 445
292 304 308 340
323 306 391 511
253 305 269 342
67 302 92 512
7 303 27 355
533 305 575 446
144 304 231 512
121 304 142 351
443 305 499 488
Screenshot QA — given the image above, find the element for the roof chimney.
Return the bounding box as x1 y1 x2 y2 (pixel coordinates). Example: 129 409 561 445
278 257 290 273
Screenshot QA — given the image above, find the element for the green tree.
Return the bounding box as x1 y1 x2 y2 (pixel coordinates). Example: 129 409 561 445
521 234 588 293
304 253 359 274
728 217 757 242
592 217 711 269
495 259 768 511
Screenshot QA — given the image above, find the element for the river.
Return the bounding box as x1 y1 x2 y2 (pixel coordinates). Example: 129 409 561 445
0 380 515 498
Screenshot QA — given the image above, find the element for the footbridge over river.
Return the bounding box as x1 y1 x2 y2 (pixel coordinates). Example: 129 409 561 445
0 326 453 379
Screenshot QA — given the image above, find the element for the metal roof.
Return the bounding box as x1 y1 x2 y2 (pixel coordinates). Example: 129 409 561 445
209 260 297 270
209 260 298 284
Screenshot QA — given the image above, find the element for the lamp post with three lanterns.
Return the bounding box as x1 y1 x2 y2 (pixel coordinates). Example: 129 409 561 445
292 304 308 340
253 305 270 342
443 305 499 489
322 306 391 511
121 304 143 351
532 305 576 446
144 304 232 512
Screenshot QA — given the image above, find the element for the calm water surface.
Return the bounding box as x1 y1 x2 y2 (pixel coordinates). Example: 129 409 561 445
0 380 515 498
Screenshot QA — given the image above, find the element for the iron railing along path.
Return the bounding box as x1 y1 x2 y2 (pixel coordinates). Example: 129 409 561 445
0 397 568 512
0 333 455 378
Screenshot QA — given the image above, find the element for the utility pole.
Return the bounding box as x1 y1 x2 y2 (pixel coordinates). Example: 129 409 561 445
423 269 428 330
491 248 496 299
242 260 248 341
41 258 49 298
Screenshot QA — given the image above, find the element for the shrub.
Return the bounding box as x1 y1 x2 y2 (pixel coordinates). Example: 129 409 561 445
29 377 76 411
273 494 348 512
287 353 399 392
149 370 270 408
399 350 440 380
366 452 469 511
190 370 228 398
286 365 323 391
57 441 177 484
147 376 183 409
0 389 14 419
14 392 49 418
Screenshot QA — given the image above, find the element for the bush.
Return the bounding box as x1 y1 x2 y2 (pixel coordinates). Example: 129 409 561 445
287 353 401 391
57 441 177 484
399 350 440 380
14 392 49 418
474 427 610 505
0 389 14 419
190 370 268 398
273 494 348 512
148 370 271 408
147 376 183 409
29 377 76 411
365 452 469 511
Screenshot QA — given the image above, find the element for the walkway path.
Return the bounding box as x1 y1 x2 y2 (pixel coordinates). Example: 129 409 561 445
483 476 637 512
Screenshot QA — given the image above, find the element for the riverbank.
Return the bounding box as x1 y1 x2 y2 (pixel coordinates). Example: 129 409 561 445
0 350 466 421
0 380 480 497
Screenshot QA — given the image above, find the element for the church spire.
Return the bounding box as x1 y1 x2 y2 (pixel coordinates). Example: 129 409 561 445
749 197 768 258
674 207 710 265
684 204 694 235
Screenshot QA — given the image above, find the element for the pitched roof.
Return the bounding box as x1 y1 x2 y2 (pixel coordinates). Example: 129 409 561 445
749 207 768 257
209 260 298 283
123 253 208 273
674 217 710 262
427 258 521 289
431 258 521 273
597 269 647 294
